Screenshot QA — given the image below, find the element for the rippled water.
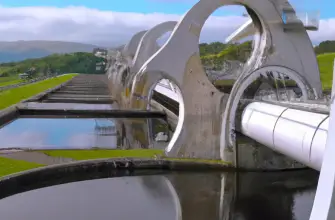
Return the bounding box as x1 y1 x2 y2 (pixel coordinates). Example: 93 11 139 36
0 170 318 220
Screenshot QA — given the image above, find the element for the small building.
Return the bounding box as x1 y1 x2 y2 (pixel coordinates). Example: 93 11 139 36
18 73 29 79
93 48 108 58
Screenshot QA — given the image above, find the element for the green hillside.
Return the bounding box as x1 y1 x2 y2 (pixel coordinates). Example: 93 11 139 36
0 40 101 63
0 52 105 78
0 74 77 110
200 41 335 90
317 53 335 90
201 41 252 70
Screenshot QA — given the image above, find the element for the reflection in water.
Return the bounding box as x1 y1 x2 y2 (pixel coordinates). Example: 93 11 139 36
0 176 178 220
0 170 319 220
0 117 170 150
170 170 318 220
293 189 316 220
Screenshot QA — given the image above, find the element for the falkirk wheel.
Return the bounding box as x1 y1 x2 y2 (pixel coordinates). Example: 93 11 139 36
107 30 147 105
106 21 177 109
125 0 323 170
105 21 178 149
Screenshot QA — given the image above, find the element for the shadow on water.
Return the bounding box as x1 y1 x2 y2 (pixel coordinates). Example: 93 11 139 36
0 166 318 220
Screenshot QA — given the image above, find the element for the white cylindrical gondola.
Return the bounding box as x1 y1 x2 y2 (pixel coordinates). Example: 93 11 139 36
241 102 329 171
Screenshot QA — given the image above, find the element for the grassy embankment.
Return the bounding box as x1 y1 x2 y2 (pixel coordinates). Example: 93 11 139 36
0 150 156 178
0 157 43 177
0 74 80 177
317 53 335 90
0 74 77 110
0 148 230 178
0 150 163 178
0 76 23 87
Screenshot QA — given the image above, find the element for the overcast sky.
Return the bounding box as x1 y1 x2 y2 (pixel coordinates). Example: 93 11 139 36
0 0 334 47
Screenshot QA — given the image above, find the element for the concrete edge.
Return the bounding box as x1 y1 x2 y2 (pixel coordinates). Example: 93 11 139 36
0 158 232 199
0 157 232 179
0 105 20 128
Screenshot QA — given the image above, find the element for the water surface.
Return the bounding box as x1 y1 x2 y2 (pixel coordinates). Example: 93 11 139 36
0 170 318 220
0 117 170 150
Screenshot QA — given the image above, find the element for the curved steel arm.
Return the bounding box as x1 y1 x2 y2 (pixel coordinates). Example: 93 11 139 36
309 59 335 220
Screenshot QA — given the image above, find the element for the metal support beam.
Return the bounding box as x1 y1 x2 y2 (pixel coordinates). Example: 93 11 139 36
225 19 254 43
17 108 167 119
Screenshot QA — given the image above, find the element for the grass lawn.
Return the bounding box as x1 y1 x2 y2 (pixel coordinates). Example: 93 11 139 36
0 76 16 83
0 74 77 110
0 156 43 178
0 79 23 87
213 54 335 90
317 53 335 90
0 76 23 87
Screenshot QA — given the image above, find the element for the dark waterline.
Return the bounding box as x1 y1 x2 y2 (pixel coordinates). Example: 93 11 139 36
0 170 318 220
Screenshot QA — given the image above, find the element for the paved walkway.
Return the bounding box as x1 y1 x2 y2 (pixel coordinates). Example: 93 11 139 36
0 151 74 165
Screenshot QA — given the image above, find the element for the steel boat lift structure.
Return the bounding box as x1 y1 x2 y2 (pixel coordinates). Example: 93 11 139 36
108 0 323 166
106 0 335 218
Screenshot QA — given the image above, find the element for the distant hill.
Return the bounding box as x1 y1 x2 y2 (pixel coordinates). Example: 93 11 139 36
0 52 105 77
0 41 102 63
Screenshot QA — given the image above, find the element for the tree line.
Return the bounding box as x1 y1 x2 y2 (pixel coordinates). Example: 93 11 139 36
200 40 335 70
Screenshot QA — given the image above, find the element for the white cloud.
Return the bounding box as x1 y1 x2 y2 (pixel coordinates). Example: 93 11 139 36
309 18 335 42
0 5 333 47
